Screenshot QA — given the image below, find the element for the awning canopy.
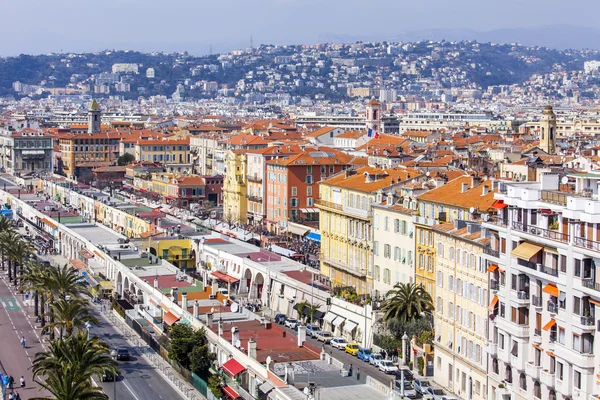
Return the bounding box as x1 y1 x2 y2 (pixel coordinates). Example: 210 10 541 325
487 264 498 272
80 248 94 259
69 259 86 271
491 200 508 209
223 385 240 399
163 312 180 326
99 281 113 290
287 224 310 236
211 271 240 284
222 358 246 377
313 310 325 320
488 295 499 311
306 232 321 242
542 283 559 297
41 217 57 229
93 250 104 260
332 316 345 327
324 313 338 323
543 319 556 331
540 209 554 215
532 343 543 351
511 242 543 261
258 381 274 394
343 320 358 333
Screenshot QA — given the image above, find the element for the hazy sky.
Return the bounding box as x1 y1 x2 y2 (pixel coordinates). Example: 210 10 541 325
2 0 599 55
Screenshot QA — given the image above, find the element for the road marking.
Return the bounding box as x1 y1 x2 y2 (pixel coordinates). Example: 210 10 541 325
122 380 141 400
1 297 20 311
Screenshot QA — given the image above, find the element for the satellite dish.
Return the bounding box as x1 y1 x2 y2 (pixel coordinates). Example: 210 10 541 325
469 207 476 214
426 171 430 176
235 339 241 348
231 302 239 313
483 214 490 222
210 307 215 314
561 176 569 184
266 356 272 367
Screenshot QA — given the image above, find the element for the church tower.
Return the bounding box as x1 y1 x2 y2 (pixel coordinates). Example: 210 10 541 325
88 100 101 134
365 98 381 133
539 105 557 155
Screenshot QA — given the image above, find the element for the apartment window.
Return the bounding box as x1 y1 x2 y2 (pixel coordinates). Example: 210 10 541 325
556 362 563 381
307 186 312 196
448 275 454 289
290 198 298 207
573 296 581 315
384 217 389 231
384 244 391 259
499 302 505 318
574 370 582 389
558 327 565 345
560 255 567 273
291 187 297 196
511 340 518 357
519 373 527 390
305 175 313 184
373 241 379 256
498 333 505 349
573 334 581 352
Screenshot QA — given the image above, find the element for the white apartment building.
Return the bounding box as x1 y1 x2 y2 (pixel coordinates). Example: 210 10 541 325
372 198 416 296
483 172 600 400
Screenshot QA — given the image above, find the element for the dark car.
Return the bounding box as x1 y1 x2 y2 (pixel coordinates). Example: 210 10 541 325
394 368 414 382
102 371 117 382
274 314 286 324
116 348 130 361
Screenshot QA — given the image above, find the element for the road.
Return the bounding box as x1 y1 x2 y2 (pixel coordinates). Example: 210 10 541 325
0 270 50 400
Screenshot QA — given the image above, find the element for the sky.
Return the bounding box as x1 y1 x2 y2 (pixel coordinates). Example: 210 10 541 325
2 0 600 56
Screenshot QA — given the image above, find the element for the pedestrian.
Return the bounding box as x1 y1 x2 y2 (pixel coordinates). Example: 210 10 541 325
8 375 13 389
19 376 24 388
8 393 13 400
14 392 20 400
20 336 26 348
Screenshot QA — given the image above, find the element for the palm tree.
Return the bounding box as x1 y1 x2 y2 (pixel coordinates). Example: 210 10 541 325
382 282 433 324
47 298 99 339
19 261 47 317
0 216 14 272
46 264 91 300
0 230 20 280
32 332 119 400
7 234 33 286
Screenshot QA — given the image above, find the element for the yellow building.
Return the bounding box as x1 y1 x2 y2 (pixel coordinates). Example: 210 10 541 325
317 166 417 295
432 221 489 400
414 176 496 298
223 150 248 224
145 237 195 270
134 137 191 171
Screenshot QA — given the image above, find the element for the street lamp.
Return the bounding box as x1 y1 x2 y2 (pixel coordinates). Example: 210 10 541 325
110 349 117 400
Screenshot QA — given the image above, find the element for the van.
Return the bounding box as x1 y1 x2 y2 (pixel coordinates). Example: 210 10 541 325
217 287 229 297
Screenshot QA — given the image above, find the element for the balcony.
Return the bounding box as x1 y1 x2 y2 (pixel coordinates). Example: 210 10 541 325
526 363 542 380
531 295 542 309
487 342 498 357
514 290 530 305
484 246 500 258
321 256 367 278
512 354 527 371
485 215 509 228
246 175 262 183
315 199 343 212
490 281 500 291
582 278 600 292
247 195 263 203
540 265 559 277
540 369 555 388
511 221 569 243
342 205 372 219
573 315 595 331
541 191 567 206
574 236 600 252
412 215 438 226
548 302 558 314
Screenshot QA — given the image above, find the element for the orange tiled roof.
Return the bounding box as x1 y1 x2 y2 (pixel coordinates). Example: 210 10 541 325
417 176 496 211
321 166 421 193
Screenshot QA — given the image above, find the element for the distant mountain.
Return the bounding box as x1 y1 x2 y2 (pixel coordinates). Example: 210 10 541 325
318 25 600 51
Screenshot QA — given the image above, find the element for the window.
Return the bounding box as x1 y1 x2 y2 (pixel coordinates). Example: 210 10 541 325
290 198 298 207
574 370 582 389
291 187 297 196
384 244 391 259
519 373 527 390
307 186 312 196
556 362 563 381
511 340 519 357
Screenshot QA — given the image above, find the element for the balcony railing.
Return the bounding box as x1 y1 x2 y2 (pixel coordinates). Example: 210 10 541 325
511 221 568 243
517 291 530 300
531 295 542 307
540 265 559 277
206 154 213 159
321 256 367 278
484 247 500 258
315 199 343 211
246 175 262 183
534 329 542 336
548 302 558 313
574 236 600 252
582 278 600 292
580 316 594 326
541 191 567 206
247 195 262 202
490 281 499 290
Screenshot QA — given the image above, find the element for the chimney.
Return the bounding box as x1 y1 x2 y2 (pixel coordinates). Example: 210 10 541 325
297 325 306 347
248 337 257 360
231 327 240 347
193 301 199 318
461 182 469 193
472 176 482 188
206 312 213 325
218 319 223 337
153 278 158 288
181 292 188 311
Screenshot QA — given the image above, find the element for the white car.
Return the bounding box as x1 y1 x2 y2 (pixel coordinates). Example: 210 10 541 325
378 360 399 374
369 353 384 366
330 337 348 350
424 387 446 400
413 379 432 395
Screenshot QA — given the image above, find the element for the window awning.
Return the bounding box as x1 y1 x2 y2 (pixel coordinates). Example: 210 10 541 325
287 224 309 236
306 232 321 242
332 316 345 327
542 283 559 297
543 319 556 331
258 381 274 394
223 385 241 399
324 313 338 323
313 310 325 320
222 358 246 377
69 259 86 271
343 320 358 333
488 295 499 311
546 351 556 357
163 312 179 326
511 242 543 261
41 217 57 228
487 264 498 272
491 200 508 209
532 343 543 351
589 298 600 306
540 209 554 215
211 271 240 284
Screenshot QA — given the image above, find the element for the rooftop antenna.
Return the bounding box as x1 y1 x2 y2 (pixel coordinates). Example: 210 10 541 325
250 34 253 49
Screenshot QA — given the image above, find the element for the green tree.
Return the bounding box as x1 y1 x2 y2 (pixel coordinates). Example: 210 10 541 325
19 261 48 317
208 374 224 399
382 282 433 324
47 298 99 339
168 324 211 370
190 344 216 378
117 153 135 166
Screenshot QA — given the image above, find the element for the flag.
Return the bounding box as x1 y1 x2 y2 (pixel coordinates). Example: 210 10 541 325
367 128 373 138
375 130 380 139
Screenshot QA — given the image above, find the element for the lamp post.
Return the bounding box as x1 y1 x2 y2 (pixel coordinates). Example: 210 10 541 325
111 349 117 399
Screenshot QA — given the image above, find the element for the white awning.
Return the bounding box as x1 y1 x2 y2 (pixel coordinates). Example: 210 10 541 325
22 150 46 155
332 316 345 327
300 208 309 213
287 223 309 236
343 320 358 333
259 381 274 394
323 312 338 323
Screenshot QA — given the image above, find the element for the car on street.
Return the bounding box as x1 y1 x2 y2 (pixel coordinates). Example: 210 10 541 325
345 343 360 356
440 397 458 400
284 318 300 330
394 380 419 399
315 331 333 343
378 360 399 374
413 379 432 395
357 348 372 362
424 387 446 399
305 325 322 338
394 368 414 382
116 348 130 361
274 314 286 324
369 353 384 366
101 371 117 382
330 337 348 350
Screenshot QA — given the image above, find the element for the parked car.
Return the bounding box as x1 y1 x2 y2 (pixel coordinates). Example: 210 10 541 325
345 343 360 356
424 387 446 400
357 348 372 362
330 337 348 350
274 314 286 324
369 353 384 366
413 379 432 395
394 381 419 399
440 397 458 400
306 325 322 338
394 368 414 382
284 318 300 329
315 331 333 343
101 371 117 382
116 348 130 361
378 360 399 374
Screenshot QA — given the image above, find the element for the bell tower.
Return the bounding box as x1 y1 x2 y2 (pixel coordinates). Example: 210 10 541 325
88 100 101 134
539 105 557 155
365 97 381 133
